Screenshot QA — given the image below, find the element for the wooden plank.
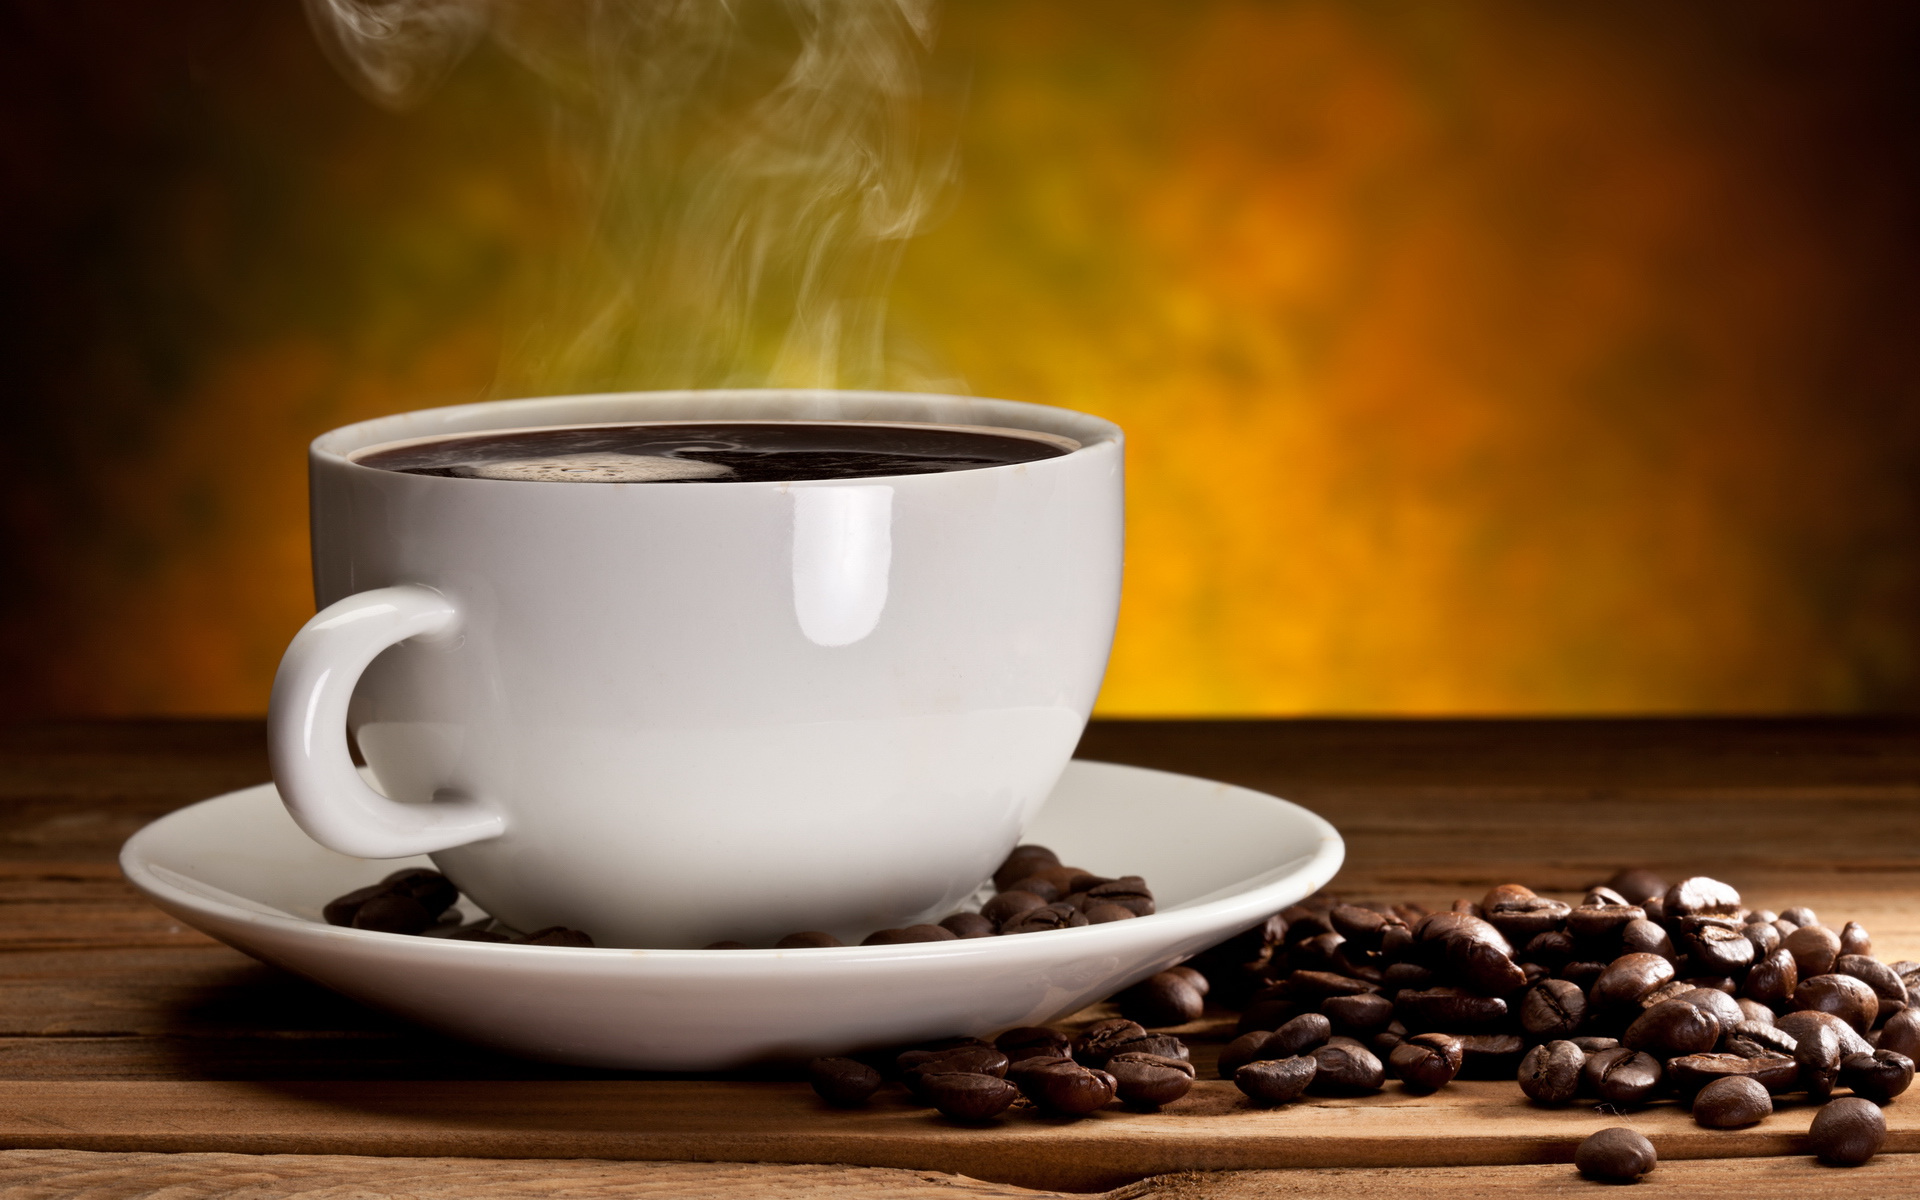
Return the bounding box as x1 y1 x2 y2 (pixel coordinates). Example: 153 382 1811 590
0 1079 1914 1192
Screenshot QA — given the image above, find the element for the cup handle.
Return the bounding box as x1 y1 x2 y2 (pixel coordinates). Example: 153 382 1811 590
268 584 506 858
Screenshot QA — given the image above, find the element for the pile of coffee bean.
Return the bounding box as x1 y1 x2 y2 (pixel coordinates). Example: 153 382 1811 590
709 843 1157 948
322 868 594 946
809 1012 1197 1122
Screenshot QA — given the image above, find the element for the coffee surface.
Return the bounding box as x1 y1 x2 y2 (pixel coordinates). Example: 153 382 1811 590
353 421 1070 483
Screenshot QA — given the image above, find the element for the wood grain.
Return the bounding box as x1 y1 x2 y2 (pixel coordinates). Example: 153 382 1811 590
1 719 1917 1192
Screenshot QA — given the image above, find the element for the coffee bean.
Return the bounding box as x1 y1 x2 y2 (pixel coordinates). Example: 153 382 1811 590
1575 1126 1657 1182
1779 905 1818 927
1736 999 1775 1026
1235 1055 1317 1104
1085 903 1138 924
1723 1021 1797 1060
1021 1060 1118 1116
1106 1051 1196 1109
1667 1052 1799 1097
1288 970 1380 1001
1878 1008 1920 1062
1517 1040 1584 1106
982 891 1047 926
518 926 594 947
1320 992 1393 1038
1519 979 1586 1040
1085 876 1155 917
1664 876 1741 920
1369 1024 1407 1058
1383 961 1439 991
1740 922 1780 960
993 844 1061 891
1308 1040 1386 1092
1329 904 1392 949
1105 1033 1190 1063
1583 1047 1663 1106
1566 904 1643 940
1793 1019 1845 1101
862 924 958 945
1620 918 1675 959
1117 971 1205 1027
1389 1032 1464 1091
1685 925 1757 975
910 1044 1009 1080
1395 987 1508 1032
1743 947 1799 1006
1572 1036 1621 1053
1482 890 1571 941
1414 912 1514 966
1558 961 1608 991
1005 1053 1074 1091
1834 955 1909 1013
1675 987 1744 1031
1810 1096 1886 1166
1835 921 1866 960
1279 904 1334 942
1693 1075 1771 1128
774 931 844 948
1218 1030 1280 1078
920 1072 1020 1121
1777 1009 1874 1057
1607 869 1669 906
1624 999 1721 1059
1585 886 1631 908
1639 979 1693 1009
1793 974 1879 1034
809 1056 884 1106
996 1026 1071 1062
349 891 435 935
1590 953 1676 1009
1840 1050 1913 1104
938 913 996 939
1002 876 1063 903
1520 930 1575 968
1784 924 1841 978
1447 938 1529 995
999 904 1088 935
1068 1018 1147 1069
1164 965 1209 996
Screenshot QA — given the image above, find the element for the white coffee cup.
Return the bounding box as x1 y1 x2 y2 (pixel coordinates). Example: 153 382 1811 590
268 389 1123 948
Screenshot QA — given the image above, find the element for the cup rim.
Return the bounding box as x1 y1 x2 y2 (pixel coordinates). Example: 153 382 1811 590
313 390 1123 479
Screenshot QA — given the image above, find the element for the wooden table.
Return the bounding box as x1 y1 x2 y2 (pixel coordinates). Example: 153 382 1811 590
3 718 1918 1197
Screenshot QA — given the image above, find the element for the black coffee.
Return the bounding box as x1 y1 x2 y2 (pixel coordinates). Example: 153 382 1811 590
352 421 1071 484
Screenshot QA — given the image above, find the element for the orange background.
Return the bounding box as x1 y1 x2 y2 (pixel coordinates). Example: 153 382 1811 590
3 1 1919 716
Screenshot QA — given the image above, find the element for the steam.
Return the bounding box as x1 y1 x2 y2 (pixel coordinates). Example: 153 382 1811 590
303 0 961 394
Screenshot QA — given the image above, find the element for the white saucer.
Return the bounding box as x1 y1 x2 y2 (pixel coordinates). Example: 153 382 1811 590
120 760 1342 1071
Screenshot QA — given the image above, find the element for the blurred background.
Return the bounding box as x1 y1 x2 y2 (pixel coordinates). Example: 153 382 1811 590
3 0 1919 718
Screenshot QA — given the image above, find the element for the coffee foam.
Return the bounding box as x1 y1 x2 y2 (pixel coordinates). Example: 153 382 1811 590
454 454 735 483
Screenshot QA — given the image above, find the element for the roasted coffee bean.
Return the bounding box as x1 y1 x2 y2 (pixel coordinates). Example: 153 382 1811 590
996 1026 1071 1062
1413 912 1512 966
1624 1000 1721 1059
1519 979 1586 1040
1482 892 1571 941
1382 961 1439 991
1620 918 1675 959
1117 971 1206 1027
1784 924 1841 978
1106 1052 1196 1109
1682 975 1737 996
1693 1075 1771 1128
1663 876 1741 920
1639 979 1693 1009
809 1056 884 1106
1810 1097 1886 1166
1218 1030 1280 1078
1585 886 1631 908
1287 969 1379 1001
380 868 459 916
1323 991 1396 1036
1685 925 1757 975
1676 987 1745 1030
1583 1047 1663 1106
703 940 750 950
1572 1036 1621 1053
1794 1019 1845 1101
1447 938 1528 995
909 1044 1010 1083
1640 895 1667 924
1278 904 1333 942
1608 869 1669 906
982 891 1048 926
1723 1021 1797 1059
1878 1008 1920 1062
920 1072 1020 1121
1558 961 1608 991
1235 1055 1317 1104
1743 947 1799 1006
1742 921 1781 958
862 924 958 945
1000 904 1088 935
1370 1024 1407 1058
1235 993 1302 1034
1262 1012 1332 1059
1517 1040 1584 1105
1566 904 1643 940
1001 875 1063 903
1840 1050 1914 1104
1022 1061 1118 1116
1793 974 1879 1034
1520 962 1550 986
1005 1053 1074 1090
1591 953 1677 1009
349 891 436 935
1329 904 1392 949
1839 921 1872 958
1395 987 1508 1032
1834 955 1909 1014
1308 1040 1385 1092
1667 1052 1799 1097
1737 999 1775 1025
1388 1032 1464 1091
1520 930 1575 968
1085 903 1137 924
1071 1019 1147 1068
1778 905 1817 927
1085 876 1155 917
992 844 1061 891
1576 1126 1657 1183
1454 1033 1526 1078
774 931 844 948
1287 932 1346 974
1164 965 1209 995
1777 1010 1874 1058
938 913 996 939
1104 1033 1190 1063
518 926 594 947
